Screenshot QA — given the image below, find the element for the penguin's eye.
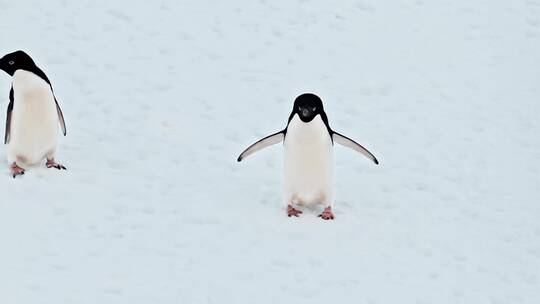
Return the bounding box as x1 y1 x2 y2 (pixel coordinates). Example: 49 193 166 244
312 107 316 111
8 61 14 65
298 106 302 111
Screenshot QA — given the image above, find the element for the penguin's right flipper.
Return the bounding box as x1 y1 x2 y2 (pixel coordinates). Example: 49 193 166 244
237 131 285 162
4 86 14 144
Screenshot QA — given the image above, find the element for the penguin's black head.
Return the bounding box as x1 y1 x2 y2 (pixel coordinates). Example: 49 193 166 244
0 50 36 76
293 93 324 122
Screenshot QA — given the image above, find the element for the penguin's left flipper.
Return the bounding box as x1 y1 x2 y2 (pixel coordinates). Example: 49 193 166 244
237 130 285 162
54 96 67 136
4 86 13 144
332 131 379 165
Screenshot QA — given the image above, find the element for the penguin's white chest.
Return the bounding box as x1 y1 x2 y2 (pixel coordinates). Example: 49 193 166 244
8 70 59 165
283 115 334 206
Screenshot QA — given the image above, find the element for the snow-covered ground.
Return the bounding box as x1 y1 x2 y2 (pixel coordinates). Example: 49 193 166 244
1 0 539 303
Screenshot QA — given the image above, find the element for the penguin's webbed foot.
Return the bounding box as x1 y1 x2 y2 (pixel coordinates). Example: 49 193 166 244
318 206 335 220
10 163 25 178
46 159 67 170
287 204 303 217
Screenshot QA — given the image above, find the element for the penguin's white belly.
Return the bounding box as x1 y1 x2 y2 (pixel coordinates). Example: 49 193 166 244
283 116 334 206
8 71 58 165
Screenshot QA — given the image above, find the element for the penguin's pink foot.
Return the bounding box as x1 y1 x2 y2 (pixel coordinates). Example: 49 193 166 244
46 159 66 170
318 206 335 220
287 205 303 217
10 162 25 178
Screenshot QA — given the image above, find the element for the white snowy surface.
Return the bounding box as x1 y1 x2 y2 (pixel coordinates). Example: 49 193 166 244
0 0 539 303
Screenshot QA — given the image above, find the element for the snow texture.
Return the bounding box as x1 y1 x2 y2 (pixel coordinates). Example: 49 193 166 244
0 0 539 303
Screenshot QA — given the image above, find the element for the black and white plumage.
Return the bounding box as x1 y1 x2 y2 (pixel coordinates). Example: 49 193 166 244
237 93 378 219
0 50 67 177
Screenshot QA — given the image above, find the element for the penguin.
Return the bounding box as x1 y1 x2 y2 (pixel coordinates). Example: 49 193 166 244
0 50 67 178
237 93 378 220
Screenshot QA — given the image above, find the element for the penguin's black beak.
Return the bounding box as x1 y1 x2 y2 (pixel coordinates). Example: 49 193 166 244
301 108 311 118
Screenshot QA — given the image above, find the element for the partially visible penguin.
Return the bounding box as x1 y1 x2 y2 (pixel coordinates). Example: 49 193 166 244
237 93 378 220
0 50 67 178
